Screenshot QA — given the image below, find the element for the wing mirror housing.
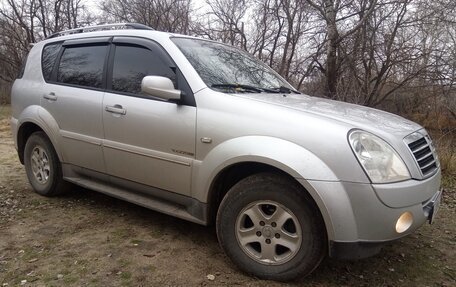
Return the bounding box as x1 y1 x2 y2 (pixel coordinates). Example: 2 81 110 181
141 76 181 102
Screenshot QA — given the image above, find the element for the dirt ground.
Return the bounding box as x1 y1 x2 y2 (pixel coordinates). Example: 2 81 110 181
0 104 455 287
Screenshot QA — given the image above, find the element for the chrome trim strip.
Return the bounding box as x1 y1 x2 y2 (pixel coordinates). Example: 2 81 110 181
416 151 433 162
103 140 191 167
60 130 102 146
413 143 429 153
60 132 192 166
421 160 437 170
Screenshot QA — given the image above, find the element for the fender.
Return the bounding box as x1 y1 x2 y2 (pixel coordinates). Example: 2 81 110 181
192 136 344 240
16 105 64 162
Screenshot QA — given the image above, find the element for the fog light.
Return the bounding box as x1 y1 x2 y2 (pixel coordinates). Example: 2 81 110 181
395 212 413 233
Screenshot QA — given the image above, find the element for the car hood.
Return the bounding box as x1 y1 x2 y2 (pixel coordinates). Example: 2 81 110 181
236 93 421 136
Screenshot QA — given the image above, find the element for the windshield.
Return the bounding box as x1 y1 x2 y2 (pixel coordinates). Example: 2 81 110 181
171 37 295 93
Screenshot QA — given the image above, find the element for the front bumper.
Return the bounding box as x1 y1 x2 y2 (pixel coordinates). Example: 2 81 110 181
330 189 442 259
299 169 442 260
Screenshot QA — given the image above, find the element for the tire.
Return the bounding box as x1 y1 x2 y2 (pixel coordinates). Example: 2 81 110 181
216 172 326 281
24 131 68 196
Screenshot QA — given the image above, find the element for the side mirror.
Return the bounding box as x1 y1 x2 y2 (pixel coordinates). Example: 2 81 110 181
141 76 181 102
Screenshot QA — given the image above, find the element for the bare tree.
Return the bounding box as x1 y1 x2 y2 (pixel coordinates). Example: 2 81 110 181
190 0 249 49
100 0 192 34
0 0 94 102
304 0 378 98
0 0 454 121
334 0 419 106
197 0 319 87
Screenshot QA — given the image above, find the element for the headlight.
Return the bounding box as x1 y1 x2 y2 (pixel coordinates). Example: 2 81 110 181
349 130 410 183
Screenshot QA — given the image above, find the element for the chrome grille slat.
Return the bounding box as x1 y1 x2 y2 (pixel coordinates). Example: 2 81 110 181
405 132 439 178
413 144 430 154
418 154 434 167
421 162 437 175
408 137 427 150
420 159 436 170
413 145 431 158
415 150 434 162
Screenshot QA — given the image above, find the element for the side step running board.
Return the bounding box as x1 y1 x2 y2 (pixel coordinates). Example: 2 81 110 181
64 177 206 225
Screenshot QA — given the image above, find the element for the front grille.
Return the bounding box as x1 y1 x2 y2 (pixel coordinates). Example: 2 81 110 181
407 133 438 177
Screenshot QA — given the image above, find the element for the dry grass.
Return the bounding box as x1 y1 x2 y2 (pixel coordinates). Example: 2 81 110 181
0 105 11 133
406 110 455 188
433 133 456 189
0 86 11 105
407 110 455 132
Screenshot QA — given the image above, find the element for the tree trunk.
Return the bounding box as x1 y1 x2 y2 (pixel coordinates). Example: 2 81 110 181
324 0 338 99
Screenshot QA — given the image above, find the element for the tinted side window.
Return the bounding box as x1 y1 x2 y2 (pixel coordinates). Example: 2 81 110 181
112 45 176 94
42 42 62 81
57 45 107 88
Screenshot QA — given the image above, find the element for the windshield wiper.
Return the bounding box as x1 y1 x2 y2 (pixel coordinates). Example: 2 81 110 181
211 83 299 94
211 83 275 93
269 86 301 94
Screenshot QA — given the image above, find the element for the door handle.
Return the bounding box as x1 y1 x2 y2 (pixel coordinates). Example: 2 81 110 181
105 105 127 115
43 92 57 101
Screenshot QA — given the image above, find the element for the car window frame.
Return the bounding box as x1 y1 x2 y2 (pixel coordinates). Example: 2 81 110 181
48 38 110 92
105 36 195 107
41 41 63 82
107 42 176 97
170 36 295 93
43 36 196 107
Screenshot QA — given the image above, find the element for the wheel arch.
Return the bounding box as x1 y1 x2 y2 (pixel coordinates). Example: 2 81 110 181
207 161 281 223
16 105 63 164
17 122 44 164
196 136 339 241
206 160 334 239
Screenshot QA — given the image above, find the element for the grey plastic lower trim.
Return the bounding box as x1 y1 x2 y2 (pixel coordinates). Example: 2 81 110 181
329 240 386 260
62 164 208 225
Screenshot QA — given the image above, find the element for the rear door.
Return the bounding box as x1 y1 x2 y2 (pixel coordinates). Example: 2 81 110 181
41 38 109 173
102 37 196 196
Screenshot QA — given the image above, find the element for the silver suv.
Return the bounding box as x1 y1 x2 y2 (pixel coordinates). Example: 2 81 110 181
10 23 442 281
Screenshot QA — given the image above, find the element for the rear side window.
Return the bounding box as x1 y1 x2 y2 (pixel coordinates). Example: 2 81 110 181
111 45 176 94
57 44 107 88
42 42 62 81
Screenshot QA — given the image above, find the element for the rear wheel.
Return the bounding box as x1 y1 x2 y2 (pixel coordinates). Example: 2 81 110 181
24 131 68 196
216 172 326 281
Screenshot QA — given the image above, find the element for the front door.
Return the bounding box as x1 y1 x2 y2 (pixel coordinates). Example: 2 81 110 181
102 37 196 196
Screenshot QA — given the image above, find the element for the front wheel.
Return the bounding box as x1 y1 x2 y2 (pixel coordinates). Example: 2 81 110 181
216 172 326 281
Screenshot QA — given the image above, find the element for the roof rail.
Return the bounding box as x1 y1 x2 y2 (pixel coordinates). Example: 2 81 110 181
46 23 154 39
